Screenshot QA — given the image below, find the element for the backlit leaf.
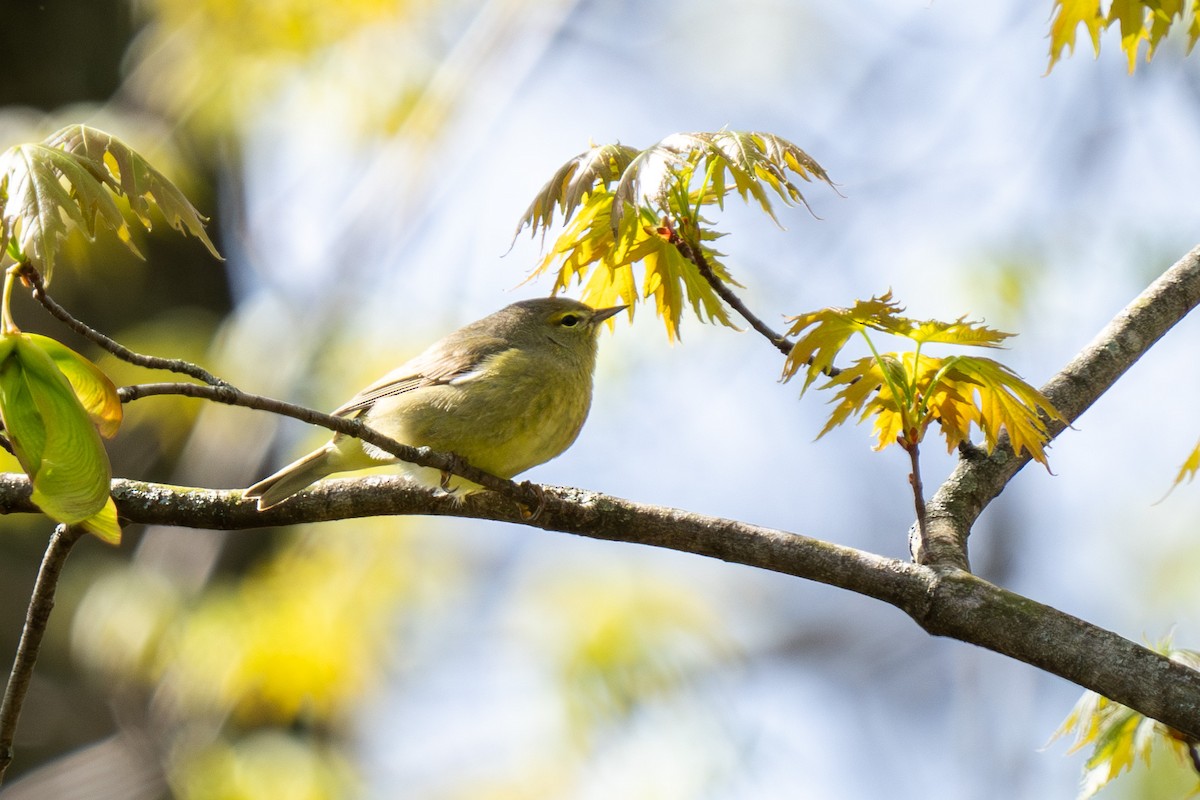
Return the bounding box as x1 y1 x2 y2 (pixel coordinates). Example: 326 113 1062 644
0 333 115 538
1171 438 1200 489
1047 0 1198 72
518 130 833 341
1051 639 1200 798
0 125 219 284
941 355 1065 466
26 333 122 438
781 292 905 390
1048 0 1106 70
44 125 220 259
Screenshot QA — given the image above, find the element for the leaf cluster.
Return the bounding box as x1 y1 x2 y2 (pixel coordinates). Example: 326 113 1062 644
516 131 833 341
1051 642 1200 798
0 125 220 542
781 292 1063 465
0 124 219 285
1048 0 1200 72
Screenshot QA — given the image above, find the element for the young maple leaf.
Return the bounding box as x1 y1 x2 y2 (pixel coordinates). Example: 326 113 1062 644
781 292 906 391
516 130 834 342
0 125 219 283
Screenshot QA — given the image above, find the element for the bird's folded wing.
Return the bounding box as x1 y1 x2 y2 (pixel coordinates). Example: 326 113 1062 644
331 336 509 416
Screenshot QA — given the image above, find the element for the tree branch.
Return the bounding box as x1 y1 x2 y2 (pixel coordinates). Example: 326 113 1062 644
0 525 83 786
919 244 1200 569
118 382 541 507
1 473 1198 741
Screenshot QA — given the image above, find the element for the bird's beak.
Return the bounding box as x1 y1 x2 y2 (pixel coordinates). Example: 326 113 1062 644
591 305 628 325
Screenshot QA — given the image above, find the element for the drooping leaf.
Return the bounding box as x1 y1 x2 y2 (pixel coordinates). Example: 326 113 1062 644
0 333 117 540
0 143 130 283
44 125 220 258
1048 0 1107 70
81 497 122 545
25 333 122 438
0 125 219 284
515 142 639 243
517 131 833 341
1051 639 1200 798
940 355 1065 466
1047 0 1198 72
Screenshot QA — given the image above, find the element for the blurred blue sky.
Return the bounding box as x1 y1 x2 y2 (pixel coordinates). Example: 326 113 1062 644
225 2 1200 797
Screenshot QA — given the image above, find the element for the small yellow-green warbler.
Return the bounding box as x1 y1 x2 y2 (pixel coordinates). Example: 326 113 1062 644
245 297 625 510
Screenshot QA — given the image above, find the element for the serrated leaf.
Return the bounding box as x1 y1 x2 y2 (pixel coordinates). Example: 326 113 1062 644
0 142 130 283
1051 638 1200 798
941 355 1065 466
515 142 639 242
0 125 220 284
520 131 833 341
525 188 735 342
1109 0 1150 71
0 333 113 529
905 316 1013 347
1048 0 1106 71
44 125 220 260
781 292 905 390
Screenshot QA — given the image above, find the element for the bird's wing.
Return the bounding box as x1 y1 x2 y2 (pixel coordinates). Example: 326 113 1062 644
331 336 509 417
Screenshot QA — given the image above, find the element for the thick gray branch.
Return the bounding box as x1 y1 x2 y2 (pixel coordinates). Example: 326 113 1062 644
1 472 1198 739
922 244 1200 568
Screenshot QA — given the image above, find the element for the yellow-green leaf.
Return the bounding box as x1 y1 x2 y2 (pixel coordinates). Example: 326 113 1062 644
0 143 129 282
25 333 122 438
905 316 1013 347
1051 639 1200 798
0 333 113 529
1048 0 1105 71
518 131 833 341
81 497 122 545
941 355 1065 466
1171 438 1200 489
781 292 905 390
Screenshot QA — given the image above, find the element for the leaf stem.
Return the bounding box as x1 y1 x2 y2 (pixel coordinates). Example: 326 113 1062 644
0 524 83 786
1 266 20 336
668 231 792 356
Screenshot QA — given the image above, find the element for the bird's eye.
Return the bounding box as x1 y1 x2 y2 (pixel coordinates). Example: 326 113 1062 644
559 313 581 327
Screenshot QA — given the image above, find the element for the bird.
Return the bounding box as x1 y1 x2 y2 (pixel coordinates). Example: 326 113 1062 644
244 297 626 510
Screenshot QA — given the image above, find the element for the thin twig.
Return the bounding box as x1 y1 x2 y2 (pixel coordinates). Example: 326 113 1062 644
905 442 929 561
0 525 83 786
119 382 538 506
21 265 227 387
668 231 793 356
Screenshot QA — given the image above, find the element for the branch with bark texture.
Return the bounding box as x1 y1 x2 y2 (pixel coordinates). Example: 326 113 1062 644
3 244 1200 777
3 473 1200 740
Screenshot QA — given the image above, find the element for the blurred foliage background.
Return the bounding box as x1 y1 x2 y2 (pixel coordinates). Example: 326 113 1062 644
2 1 1200 799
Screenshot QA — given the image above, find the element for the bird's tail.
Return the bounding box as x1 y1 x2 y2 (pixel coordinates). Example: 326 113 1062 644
245 445 340 510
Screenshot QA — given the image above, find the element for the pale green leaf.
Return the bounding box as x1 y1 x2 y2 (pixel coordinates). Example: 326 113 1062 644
0 333 113 527
25 333 123 438
81 496 122 545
